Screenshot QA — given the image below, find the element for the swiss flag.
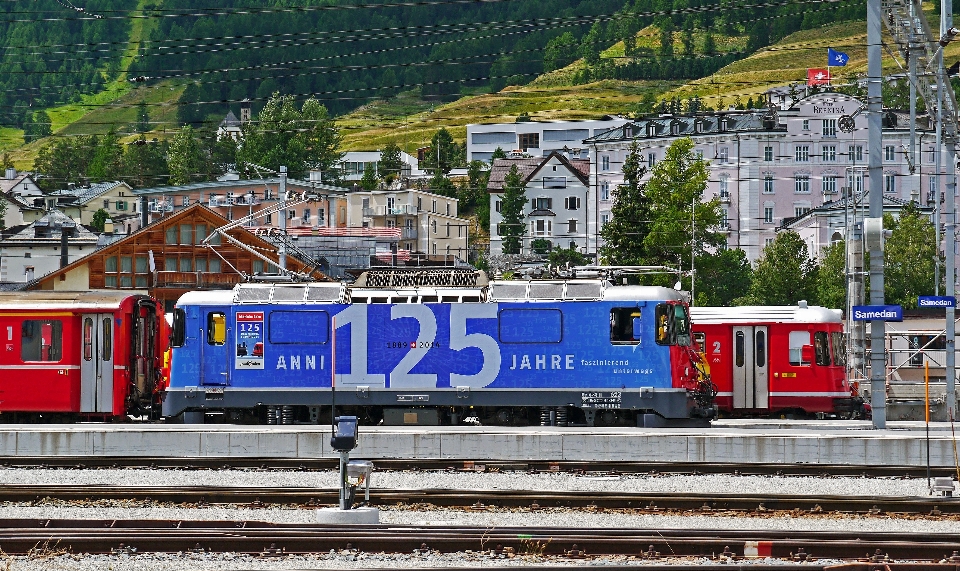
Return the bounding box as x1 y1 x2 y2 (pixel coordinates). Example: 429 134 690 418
807 68 830 86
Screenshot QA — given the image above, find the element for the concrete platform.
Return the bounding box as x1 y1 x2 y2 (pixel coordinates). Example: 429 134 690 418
0 421 954 467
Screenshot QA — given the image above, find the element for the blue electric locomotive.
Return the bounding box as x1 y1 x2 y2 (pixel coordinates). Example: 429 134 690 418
165 270 712 426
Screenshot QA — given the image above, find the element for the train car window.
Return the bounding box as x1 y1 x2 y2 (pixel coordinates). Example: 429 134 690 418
171 309 186 347
831 332 847 367
755 330 766 367
462 296 481 303
673 304 691 346
813 331 830 366
351 297 369 304
83 318 94 361
609 307 642 345
269 311 329 344
440 296 459 303
788 330 811 366
499 309 562 343
207 312 226 345
655 304 671 345
421 296 438 303
371 297 389 304
735 331 745 367
102 317 112 360
21 320 62 362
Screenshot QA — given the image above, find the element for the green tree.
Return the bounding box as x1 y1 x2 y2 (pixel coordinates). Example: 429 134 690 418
579 22 603 67
22 110 52 143
643 137 723 275
91 208 110 232
378 142 403 180
814 240 847 310
420 128 459 175
884 203 941 309
599 142 650 265
88 130 124 181
167 125 205 185
703 32 716 56
122 136 169 188
531 238 552 255
1 153 13 170
694 248 752 306
135 101 150 133
543 32 578 72
428 172 455 196
33 136 96 190
739 231 818 305
237 92 343 180
490 147 507 161
548 245 588 268
499 165 526 255
359 164 379 190
657 18 675 57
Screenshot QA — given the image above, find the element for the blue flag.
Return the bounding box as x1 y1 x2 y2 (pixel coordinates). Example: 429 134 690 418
828 48 849 66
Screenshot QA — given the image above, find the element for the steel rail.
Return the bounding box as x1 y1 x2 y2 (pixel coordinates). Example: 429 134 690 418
0 457 948 479
0 521 957 559
3 485 959 515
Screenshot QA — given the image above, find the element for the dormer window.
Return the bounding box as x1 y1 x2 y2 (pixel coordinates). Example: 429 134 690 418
719 118 728 132
646 123 656 137
671 122 680 136
695 120 704 134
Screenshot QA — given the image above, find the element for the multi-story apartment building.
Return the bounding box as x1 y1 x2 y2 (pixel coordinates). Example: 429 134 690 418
345 188 469 260
466 118 630 164
583 92 941 262
487 152 591 256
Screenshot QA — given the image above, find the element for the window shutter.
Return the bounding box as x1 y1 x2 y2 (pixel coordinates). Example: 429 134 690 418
547 198 553 209
577 197 581 209
531 198 536 209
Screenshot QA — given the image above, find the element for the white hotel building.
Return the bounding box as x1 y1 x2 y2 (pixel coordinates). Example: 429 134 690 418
470 93 950 265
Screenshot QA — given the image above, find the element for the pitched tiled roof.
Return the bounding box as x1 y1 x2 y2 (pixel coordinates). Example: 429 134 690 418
584 110 782 144
486 158 543 192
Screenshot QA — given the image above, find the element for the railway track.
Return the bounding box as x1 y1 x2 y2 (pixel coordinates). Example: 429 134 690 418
0 521 956 560
6 485 960 515
0 457 950 478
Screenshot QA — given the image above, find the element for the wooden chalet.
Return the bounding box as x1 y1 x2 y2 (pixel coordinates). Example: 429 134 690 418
28 204 328 311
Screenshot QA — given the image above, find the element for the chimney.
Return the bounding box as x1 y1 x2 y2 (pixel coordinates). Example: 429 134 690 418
309 170 322 182
60 228 69 268
4 168 15 180
104 217 114 234
140 196 148 229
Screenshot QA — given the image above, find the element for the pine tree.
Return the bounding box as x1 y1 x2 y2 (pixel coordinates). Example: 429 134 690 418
499 165 526 255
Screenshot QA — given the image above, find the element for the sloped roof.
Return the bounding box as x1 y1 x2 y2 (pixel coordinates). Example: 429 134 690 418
3 209 99 244
780 192 930 229
48 181 129 205
0 172 38 195
486 158 543 192
220 110 241 128
525 152 590 187
585 110 782 144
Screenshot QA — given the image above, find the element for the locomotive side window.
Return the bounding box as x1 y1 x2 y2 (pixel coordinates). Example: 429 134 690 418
673 304 691 346
269 311 329 344
655 304 670 344
207 312 226 345
83 318 94 361
171 308 186 347
813 331 830 366
654 303 690 346
499 309 562 343
21 320 63 362
831 332 847 367
610 307 641 345
788 330 811 366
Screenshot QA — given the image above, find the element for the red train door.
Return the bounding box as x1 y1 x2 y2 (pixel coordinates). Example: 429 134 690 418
732 326 769 409
80 314 114 413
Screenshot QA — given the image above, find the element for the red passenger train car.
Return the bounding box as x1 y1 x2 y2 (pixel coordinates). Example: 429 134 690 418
0 292 164 420
691 302 861 417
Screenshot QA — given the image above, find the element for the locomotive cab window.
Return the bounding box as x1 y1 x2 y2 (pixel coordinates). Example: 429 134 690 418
171 308 186 348
21 320 63 362
655 303 692 346
610 308 642 345
813 331 830 366
207 312 226 345
831 332 847 367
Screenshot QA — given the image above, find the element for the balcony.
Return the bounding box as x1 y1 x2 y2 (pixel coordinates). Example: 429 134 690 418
362 204 418 217
719 192 731 204
154 271 244 289
402 227 417 240
234 195 261 206
148 203 173 213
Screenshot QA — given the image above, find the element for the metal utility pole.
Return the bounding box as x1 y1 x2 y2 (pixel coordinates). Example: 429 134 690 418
279 166 287 272
944 0 957 419
868 0 887 428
